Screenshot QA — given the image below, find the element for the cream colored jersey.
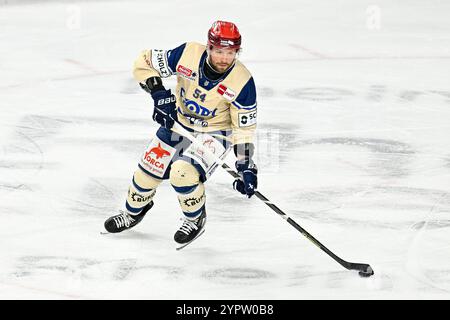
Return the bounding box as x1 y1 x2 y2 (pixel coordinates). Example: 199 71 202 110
133 42 257 145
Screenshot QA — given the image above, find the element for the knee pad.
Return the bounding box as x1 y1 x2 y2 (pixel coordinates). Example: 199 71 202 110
169 160 200 187
126 168 162 214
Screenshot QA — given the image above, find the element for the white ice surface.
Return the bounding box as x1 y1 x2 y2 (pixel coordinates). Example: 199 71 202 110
1 0 450 299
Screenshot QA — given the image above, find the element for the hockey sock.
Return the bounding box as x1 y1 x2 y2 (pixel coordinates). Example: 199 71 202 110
172 182 206 220
125 169 161 215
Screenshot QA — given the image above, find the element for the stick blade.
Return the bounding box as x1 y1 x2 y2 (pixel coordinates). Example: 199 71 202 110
351 263 374 277
358 265 374 277
342 261 374 277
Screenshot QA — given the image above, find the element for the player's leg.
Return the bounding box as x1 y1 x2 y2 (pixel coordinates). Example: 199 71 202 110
104 168 162 233
169 160 206 244
103 127 178 233
125 167 161 214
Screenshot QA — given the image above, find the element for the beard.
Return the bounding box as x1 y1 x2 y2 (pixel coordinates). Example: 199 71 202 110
214 63 230 72
208 58 234 74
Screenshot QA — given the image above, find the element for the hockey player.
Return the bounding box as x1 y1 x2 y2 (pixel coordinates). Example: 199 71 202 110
104 21 258 247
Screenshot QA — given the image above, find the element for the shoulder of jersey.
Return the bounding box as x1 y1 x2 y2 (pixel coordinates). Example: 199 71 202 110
234 59 252 78
185 42 207 52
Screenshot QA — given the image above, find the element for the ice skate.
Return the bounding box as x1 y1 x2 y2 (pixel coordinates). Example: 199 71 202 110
174 209 206 250
103 201 153 233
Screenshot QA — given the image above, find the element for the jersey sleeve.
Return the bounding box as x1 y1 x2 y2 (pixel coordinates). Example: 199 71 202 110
230 77 257 145
132 43 186 82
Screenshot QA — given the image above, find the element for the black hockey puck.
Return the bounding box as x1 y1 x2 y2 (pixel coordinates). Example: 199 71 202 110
358 266 374 277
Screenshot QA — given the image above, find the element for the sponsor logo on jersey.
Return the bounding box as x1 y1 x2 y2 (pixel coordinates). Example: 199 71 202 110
177 65 192 76
177 65 197 81
144 51 152 66
148 143 171 159
217 84 236 101
141 140 175 177
203 138 216 154
180 88 217 118
151 49 171 78
143 155 165 169
238 110 257 127
190 138 216 157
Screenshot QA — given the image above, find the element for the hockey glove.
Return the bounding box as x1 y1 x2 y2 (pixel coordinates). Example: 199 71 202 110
233 160 258 198
151 89 178 130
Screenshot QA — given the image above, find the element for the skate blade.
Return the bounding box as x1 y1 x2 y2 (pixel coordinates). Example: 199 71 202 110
176 229 206 251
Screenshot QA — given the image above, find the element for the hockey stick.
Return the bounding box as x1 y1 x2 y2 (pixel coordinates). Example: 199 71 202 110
172 122 374 277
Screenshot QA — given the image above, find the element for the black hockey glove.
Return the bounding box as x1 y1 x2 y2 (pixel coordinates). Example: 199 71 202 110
142 77 178 130
151 89 178 130
233 160 258 198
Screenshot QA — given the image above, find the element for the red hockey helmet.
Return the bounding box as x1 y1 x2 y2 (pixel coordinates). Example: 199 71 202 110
207 21 241 50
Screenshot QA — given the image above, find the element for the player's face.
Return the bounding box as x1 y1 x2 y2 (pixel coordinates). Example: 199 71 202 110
208 46 238 73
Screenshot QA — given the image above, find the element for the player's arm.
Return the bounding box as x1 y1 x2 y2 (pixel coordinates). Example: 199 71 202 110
230 77 258 198
132 43 186 129
133 43 186 82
